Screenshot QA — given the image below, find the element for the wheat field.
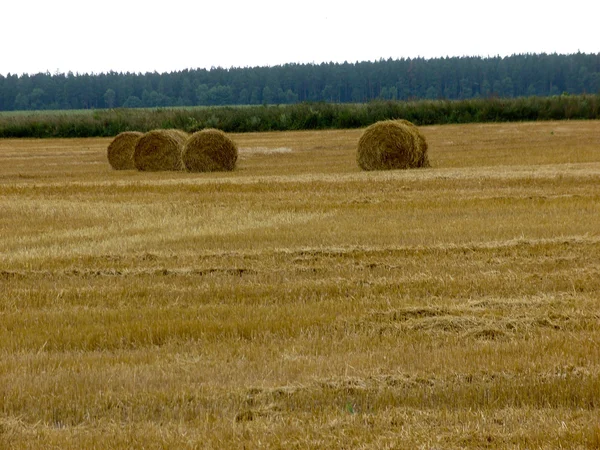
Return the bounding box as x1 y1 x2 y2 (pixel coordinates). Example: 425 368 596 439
1 121 600 449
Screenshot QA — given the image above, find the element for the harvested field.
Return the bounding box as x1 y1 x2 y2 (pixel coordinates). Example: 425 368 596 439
1 120 600 448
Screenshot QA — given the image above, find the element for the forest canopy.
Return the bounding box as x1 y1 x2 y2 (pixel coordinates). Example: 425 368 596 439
1 53 599 111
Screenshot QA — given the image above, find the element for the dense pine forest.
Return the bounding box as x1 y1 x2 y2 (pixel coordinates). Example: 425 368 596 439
1 53 599 111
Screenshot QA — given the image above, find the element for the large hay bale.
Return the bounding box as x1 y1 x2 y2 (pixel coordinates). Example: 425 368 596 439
107 131 143 170
182 128 238 172
133 129 188 171
396 119 430 167
357 120 430 171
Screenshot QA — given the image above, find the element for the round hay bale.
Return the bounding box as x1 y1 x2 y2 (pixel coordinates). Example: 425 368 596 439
182 128 238 172
357 120 430 171
395 119 430 168
134 129 188 171
107 131 143 170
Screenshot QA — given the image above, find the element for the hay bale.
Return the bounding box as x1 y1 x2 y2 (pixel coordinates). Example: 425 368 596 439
133 129 188 171
396 119 430 168
182 128 238 172
356 120 430 171
107 131 143 170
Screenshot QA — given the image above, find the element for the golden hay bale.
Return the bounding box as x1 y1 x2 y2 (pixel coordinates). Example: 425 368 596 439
107 131 143 170
133 129 189 171
182 128 238 172
395 119 430 167
356 120 430 171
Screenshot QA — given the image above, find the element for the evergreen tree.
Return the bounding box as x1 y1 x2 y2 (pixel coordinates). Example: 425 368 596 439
103 89 116 108
1 53 599 110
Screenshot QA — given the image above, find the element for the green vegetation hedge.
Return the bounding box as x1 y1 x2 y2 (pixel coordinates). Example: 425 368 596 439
357 120 430 171
182 129 238 172
1 95 599 139
133 129 188 171
107 131 143 170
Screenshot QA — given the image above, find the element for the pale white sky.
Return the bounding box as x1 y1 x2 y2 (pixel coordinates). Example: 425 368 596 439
2 0 598 76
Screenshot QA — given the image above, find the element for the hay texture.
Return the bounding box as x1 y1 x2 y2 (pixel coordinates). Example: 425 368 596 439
107 131 143 170
182 129 238 172
357 120 430 171
133 129 188 171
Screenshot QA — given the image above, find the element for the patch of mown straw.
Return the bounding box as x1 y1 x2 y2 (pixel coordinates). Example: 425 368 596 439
107 131 143 170
182 129 238 172
357 119 430 171
133 129 188 171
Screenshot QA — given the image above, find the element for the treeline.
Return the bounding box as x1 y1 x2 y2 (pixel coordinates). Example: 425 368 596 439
2 95 599 138
1 53 599 111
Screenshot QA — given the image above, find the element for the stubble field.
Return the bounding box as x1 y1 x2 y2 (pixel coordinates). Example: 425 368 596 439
1 121 600 448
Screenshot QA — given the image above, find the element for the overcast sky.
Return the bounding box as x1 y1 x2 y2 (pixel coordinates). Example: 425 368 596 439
2 0 598 76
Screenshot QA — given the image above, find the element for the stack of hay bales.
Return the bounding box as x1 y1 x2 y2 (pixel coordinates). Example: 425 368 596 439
182 128 238 172
107 131 144 170
133 129 189 171
107 128 239 173
357 119 430 171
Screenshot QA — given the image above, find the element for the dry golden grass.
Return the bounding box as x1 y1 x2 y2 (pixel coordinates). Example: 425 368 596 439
1 120 600 448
